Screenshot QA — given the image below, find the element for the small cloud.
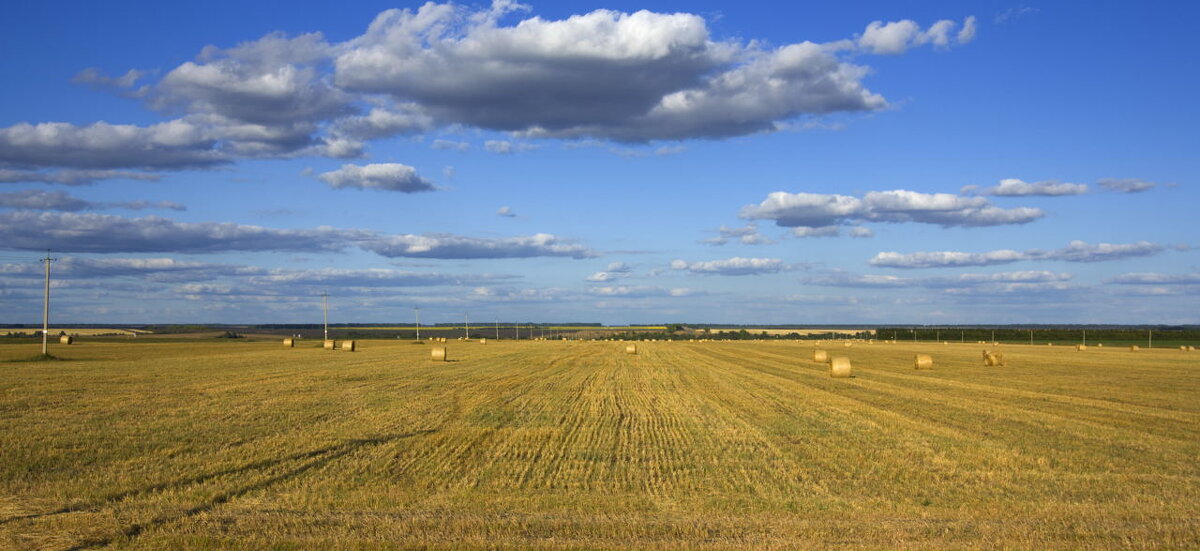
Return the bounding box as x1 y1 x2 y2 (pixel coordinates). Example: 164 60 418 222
655 145 686 156
848 226 874 238
432 139 470 151
497 206 517 218
586 261 633 282
485 140 538 154
977 178 1087 197
792 226 840 238
317 163 436 193
995 6 1037 24
671 256 786 276
1097 178 1156 193
870 240 1166 269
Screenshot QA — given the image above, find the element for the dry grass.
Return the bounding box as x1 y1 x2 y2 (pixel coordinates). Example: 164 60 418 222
1 340 1197 549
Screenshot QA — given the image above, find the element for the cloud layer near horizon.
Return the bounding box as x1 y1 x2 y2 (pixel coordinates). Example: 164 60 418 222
0 211 596 259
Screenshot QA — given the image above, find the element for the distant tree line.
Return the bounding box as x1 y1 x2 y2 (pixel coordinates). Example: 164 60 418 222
873 327 1200 343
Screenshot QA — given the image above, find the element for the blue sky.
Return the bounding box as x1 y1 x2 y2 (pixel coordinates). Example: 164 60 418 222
1 1 1196 325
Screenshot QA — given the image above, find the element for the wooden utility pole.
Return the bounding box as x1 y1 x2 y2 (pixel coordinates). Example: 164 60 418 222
321 291 329 341
41 252 56 356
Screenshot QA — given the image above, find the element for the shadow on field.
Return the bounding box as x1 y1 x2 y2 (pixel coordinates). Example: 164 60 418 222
2 430 435 549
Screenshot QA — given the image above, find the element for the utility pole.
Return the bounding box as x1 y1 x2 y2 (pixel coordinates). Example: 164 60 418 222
515 323 519 340
41 252 56 356
1148 329 1153 349
495 319 500 340
414 306 421 341
321 291 329 341
464 313 470 340
1083 329 1086 346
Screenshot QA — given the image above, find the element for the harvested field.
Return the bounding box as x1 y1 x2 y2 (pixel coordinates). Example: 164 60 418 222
1 340 1197 549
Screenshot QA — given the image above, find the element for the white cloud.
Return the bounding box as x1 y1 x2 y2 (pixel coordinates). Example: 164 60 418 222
0 211 365 253
704 224 775 245
870 240 1165 268
0 120 226 169
361 232 597 259
805 269 1076 296
317 163 436 192
791 225 840 238
0 169 162 186
0 190 184 212
496 206 517 217
154 32 350 127
1097 178 1156 193
586 261 633 282
848 226 874 238
333 105 434 140
1106 272 1200 285
2 5 979 174
72 67 147 91
334 4 896 142
0 211 595 260
975 178 1088 197
671 256 786 275
856 16 976 54
432 139 471 151
484 140 537 154
585 285 695 298
957 16 978 43
741 189 1043 230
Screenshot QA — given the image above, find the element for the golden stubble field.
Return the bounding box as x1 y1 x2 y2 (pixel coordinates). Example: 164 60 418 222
1 339 1197 549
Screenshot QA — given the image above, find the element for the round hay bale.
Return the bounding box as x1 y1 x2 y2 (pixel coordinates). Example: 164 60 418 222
829 356 852 378
983 352 1004 367
914 354 933 370
341 340 356 352
813 350 829 363
431 347 447 361
323 340 336 350
59 335 74 345
843 342 852 348
1130 345 1139 351
282 338 294 348
480 338 487 344
1180 345 1188 351
625 344 638 355
1097 343 1103 348
1076 344 1086 351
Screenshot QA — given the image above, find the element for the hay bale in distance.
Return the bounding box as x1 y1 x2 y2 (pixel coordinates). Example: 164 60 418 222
983 351 1005 367
431 347 447 361
283 338 294 348
813 350 829 363
480 338 487 344
1076 344 1087 351
843 342 852 348
1130 345 1139 351
625 344 638 355
914 354 933 370
829 356 852 378
59 335 74 345
339 340 356 352
323 340 336 350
